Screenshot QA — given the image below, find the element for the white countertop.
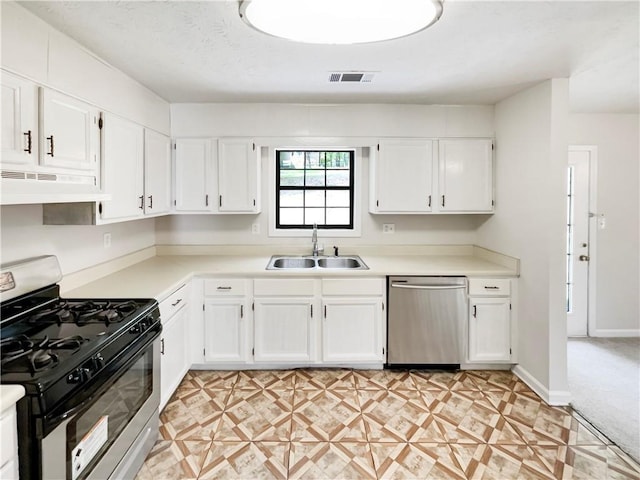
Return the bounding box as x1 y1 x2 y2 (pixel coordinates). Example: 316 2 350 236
65 247 518 301
1 385 25 412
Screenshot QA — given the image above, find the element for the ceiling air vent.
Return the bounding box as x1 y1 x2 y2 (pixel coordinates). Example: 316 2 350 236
328 72 375 83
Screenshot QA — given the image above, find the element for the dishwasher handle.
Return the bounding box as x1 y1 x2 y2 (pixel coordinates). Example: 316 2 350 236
390 283 467 290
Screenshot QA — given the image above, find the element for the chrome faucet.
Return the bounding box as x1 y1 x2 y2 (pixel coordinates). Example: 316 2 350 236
311 223 320 256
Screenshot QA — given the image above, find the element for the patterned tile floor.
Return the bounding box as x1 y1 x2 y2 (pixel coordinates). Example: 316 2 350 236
136 369 640 479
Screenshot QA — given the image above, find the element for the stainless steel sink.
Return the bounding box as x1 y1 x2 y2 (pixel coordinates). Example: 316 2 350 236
266 255 368 270
317 257 363 269
271 257 315 269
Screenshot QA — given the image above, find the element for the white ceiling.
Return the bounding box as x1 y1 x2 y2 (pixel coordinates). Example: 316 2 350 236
20 0 640 113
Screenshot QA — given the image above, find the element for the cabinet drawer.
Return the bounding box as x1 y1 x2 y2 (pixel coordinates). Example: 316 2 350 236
204 279 247 296
159 283 190 321
468 278 511 296
322 278 384 296
0 407 17 468
254 278 315 296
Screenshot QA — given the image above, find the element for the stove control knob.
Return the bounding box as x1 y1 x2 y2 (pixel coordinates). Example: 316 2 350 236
129 324 141 334
87 354 104 373
67 367 89 384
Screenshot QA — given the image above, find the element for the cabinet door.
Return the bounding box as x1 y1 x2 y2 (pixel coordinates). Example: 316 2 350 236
371 139 433 213
174 138 213 212
204 298 249 363
1 71 37 166
322 298 383 363
468 297 511 362
39 88 99 172
218 138 260 213
144 129 171 215
254 298 314 362
439 139 493 212
160 307 188 410
99 114 144 221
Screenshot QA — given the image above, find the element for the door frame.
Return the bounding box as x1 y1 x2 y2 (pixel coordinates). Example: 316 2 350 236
568 145 598 336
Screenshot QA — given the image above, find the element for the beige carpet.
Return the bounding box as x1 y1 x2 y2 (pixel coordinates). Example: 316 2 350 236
567 337 640 463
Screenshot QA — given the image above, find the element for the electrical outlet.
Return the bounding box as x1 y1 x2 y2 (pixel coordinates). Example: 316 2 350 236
103 233 112 248
382 223 395 234
251 223 260 234
598 214 606 230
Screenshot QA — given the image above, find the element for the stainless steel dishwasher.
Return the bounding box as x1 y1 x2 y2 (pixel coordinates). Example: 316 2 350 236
387 276 467 367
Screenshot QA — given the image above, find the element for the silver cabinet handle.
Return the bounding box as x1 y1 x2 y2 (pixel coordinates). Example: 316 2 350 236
160 338 165 355
484 286 500 290
171 298 182 307
391 283 466 290
217 286 232 290
138 195 144 210
23 130 32 154
148 195 153 210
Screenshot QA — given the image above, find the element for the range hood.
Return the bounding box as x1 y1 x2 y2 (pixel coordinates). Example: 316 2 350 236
1 174 109 206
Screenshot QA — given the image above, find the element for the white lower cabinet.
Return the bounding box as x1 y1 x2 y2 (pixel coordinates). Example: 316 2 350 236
159 283 190 411
202 279 251 364
467 278 513 363
322 298 383 363
204 298 249 363
196 276 386 369
253 298 315 363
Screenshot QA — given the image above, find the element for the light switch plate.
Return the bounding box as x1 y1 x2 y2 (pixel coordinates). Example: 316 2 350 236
103 233 112 248
252 223 260 234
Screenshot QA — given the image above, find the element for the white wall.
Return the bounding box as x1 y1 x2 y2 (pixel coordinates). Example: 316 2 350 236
569 113 640 333
0 205 155 275
476 79 570 403
159 103 494 247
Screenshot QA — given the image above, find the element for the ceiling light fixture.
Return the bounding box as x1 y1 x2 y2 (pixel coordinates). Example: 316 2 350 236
239 0 443 45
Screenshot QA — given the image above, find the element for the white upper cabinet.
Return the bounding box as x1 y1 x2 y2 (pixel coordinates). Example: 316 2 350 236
370 138 494 214
99 113 144 221
144 129 171 215
438 138 494 212
370 139 434 213
217 138 261 213
39 88 100 173
174 138 214 212
1 71 37 166
173 137 261 214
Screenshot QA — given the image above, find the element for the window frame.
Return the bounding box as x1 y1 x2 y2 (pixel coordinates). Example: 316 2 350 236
275 149 355 230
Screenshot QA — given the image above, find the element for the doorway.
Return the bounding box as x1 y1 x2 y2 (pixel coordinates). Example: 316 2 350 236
566 146 597 337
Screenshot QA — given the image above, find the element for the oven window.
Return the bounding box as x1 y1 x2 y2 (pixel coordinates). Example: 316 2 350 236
66 348 153 480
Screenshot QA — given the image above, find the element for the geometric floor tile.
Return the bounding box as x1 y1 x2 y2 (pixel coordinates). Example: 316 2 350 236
289 442 376 480
138 369 638 479
450 444 556 479
292 389 367 441
370 442 466 479
214 389 293 441
185 370 238 389
198 442 289 480
411 370 484 391
134 440 211 480
235 369 296 390
359 389 445 442
529 445 640 480
295 368 356 390
159 389 226 440
354 369 416 390
431 390 524 444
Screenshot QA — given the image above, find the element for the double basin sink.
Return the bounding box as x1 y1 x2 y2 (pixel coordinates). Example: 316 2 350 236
266 255 369 270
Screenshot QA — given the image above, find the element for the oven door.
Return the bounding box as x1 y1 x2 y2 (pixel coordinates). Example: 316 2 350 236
41 337 160 480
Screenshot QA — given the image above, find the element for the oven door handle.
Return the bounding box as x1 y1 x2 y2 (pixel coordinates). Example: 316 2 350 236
43 326 160 434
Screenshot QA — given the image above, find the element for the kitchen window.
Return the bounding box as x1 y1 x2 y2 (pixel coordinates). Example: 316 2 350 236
275 149 355 230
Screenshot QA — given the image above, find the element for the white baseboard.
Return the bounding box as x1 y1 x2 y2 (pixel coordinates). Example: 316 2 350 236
591 329 640 337
512 365 572 406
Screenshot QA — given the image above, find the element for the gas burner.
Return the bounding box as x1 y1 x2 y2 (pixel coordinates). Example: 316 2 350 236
1 334 34 358
30 349 58 372
49 335 87 350
28 301 73 324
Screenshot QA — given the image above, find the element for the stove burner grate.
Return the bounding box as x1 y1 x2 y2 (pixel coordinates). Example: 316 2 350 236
0 335 88 374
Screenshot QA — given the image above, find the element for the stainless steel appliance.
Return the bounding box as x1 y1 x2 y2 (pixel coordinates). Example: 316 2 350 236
0 256 161 480
387 276 467 367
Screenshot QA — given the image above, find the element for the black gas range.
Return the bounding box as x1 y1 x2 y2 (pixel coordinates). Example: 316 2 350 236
0 256 162 480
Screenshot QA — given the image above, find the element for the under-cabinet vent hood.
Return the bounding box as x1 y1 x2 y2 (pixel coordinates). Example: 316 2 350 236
1 171 109 205
328 72 375 83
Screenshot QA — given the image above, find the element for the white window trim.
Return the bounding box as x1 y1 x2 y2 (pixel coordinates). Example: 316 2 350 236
268 145 362 238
